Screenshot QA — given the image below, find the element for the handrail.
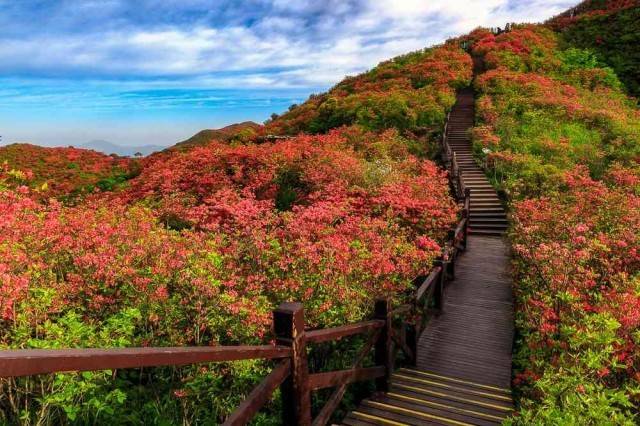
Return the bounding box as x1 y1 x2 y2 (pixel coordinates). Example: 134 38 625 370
0 345 292 378
415 266 443 303
306 320 385 344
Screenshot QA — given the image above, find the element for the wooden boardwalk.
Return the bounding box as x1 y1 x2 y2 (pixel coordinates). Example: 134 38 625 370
341 89 514 425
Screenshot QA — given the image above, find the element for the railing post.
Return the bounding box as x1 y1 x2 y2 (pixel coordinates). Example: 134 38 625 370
447 230 456 279
406 322 417 366
407 278 421 366
374 299 392 392
274 302 311 426
433 257 445 311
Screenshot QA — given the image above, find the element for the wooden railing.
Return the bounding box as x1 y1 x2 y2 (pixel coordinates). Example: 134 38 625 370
0 114 471 425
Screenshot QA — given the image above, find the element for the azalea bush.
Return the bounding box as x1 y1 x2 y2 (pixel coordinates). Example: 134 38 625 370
509 168 640 424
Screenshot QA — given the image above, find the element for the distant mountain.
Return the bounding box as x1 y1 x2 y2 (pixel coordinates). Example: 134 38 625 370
169 121 262 151
82 140 163 157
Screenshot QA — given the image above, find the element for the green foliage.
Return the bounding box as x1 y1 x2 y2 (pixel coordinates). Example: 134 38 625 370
559 7 640 97
274 166 308 211
558 48 622 89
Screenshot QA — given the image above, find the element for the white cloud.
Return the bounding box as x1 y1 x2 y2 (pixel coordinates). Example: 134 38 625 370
0 0 577 89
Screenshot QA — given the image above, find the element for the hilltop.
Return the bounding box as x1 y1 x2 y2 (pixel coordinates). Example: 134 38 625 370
168 121 262 151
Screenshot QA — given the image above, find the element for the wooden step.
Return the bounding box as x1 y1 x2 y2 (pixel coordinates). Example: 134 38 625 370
470 219 508 225
469 229 506 236
468 188 495 192
469 212 507 219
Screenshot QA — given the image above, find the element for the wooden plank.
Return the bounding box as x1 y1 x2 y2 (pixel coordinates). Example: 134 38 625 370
312 328 381 426
0 346 292 378
306 320 385 344
415 266 442 303
309 366 386 390
223 359 291 426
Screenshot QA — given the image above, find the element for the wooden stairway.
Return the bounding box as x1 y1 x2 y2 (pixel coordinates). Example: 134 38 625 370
447 89 507 236
342 367 513 425
340 88 514 425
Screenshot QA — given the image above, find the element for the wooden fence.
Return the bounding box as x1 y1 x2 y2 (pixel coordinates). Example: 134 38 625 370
0 115 471 425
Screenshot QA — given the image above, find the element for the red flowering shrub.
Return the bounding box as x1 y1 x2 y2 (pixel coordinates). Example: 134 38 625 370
510 169 640 423
122 130 455 234
473 26 559 72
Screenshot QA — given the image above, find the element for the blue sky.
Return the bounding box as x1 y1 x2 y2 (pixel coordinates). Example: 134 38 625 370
0 0 576 148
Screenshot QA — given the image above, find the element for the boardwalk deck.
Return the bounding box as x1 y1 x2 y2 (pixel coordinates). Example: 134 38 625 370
340 87 514 425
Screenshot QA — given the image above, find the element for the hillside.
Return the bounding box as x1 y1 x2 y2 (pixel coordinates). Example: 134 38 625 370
0 39 468 425
0 143 137 199
169 121 262 151
468 20 640 423
262 46 471 139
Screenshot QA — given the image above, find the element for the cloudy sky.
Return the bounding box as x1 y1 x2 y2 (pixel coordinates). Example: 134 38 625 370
0 0 576 147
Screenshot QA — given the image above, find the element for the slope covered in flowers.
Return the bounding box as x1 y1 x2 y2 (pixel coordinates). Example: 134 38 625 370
263 44 472 140
469 22 640 423
0 43 467 424
0 143 137 200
